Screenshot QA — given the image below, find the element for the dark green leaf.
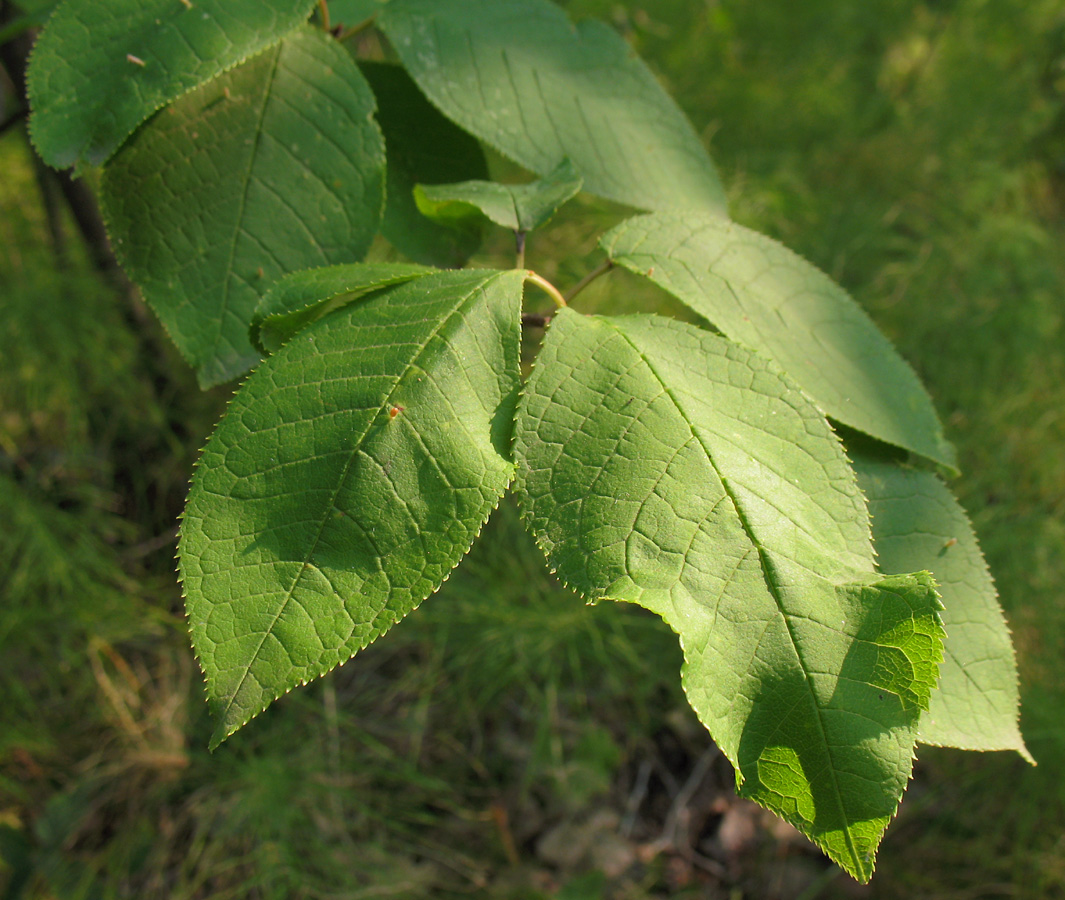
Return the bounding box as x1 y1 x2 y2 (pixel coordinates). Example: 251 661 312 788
102 27 386 387
515 311 943 881
414 157 582 234
359 61 488 267
27 0 317 169
180 268 524 748
378 0 726 215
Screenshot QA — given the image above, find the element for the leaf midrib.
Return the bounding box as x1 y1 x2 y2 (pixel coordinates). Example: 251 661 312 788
607 319 867 879
218 271 507 737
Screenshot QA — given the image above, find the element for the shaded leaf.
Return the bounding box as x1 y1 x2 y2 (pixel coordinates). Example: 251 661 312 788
180 269 524 748
101 27 386 387
603 213 957 470
514 310 943 881
27 0 317 169
252 262 432 354
378 0 726 215
360 61 488 267
853 452 1032 762
415 157 582 234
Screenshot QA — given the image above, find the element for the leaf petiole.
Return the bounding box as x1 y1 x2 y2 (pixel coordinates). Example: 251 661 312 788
524 271 567 309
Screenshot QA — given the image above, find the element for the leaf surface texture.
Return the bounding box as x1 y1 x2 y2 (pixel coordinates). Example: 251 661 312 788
415 158 583 234
252 262 432 354
603 213 956 469
102 28 386 387
515 311 944 880
28 0 316 168
854 454 1031 761
180 269 523 747
378 0 726 215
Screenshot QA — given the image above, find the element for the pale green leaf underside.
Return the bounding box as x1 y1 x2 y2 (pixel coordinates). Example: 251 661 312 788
180 269 523 748
603 213 956 470
252 262 432 353
854 454 1031 762
415 157 583 234
102 28 386 387
27 0 316 169
515 311 943 881
378 0 727 215
359 61 489 268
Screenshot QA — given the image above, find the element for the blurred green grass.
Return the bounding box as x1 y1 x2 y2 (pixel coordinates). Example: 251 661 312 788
2 0 1064 897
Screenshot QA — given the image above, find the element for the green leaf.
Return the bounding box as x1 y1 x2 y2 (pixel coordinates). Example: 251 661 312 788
853 452 1032 762
27 0 317 169
359 61 488 268
378 0 726 215
252 262 433 354
603 213 957 470
514 310 944 881
101 27 386 388
415 157 583 234
180 268 524 748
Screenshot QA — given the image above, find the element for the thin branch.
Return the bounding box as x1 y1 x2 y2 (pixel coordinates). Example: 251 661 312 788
317 0 330 32
565 258 614 303
523 271 567 309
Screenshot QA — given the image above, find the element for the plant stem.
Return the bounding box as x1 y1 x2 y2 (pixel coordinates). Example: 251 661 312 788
524 271 567 309
317 0 330 32
565 258 613 303
515 230 526 270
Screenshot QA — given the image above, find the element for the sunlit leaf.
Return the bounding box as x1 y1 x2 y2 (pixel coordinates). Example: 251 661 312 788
181 269 524 748
515 310 943 881
853 452 1032 762
251 262 433 354
603 213 957 469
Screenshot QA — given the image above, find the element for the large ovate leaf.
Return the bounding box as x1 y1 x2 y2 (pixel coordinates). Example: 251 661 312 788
251 262 432 353
853 453 1032 762
102 27 386 387
27 0 317 169
359 61 488 267
514 310 943 881
415 157 583 234
378 0 726 215
603 213 957 470
180 269 524 748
